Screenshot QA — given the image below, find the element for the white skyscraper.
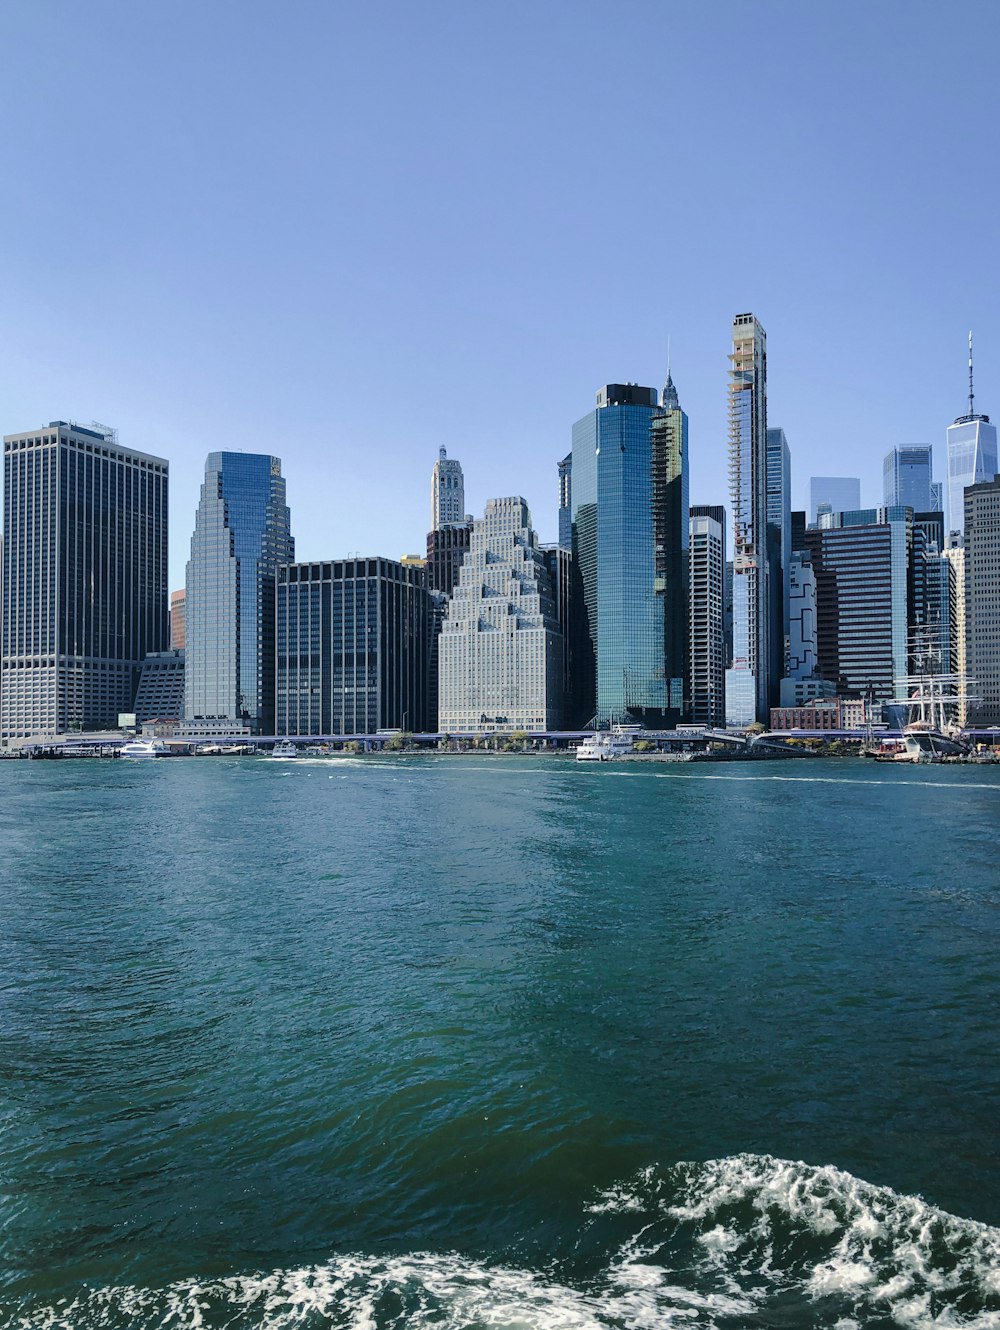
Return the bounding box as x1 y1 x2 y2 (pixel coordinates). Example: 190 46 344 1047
438 497 562 734
688 511 725 726
431 447 467 530
946 334 998 536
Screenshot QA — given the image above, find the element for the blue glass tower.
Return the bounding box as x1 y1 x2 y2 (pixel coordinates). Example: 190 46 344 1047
185 452 294 733
571 380 687 727
883 445 934 512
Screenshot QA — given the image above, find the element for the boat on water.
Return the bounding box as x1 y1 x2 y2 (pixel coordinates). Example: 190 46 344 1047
897 721 969 763
263 740 299 760
576 727 640 762
119 739 171 759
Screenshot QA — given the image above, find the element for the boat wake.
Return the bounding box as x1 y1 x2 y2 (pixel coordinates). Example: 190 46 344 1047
10 1154 1000 1328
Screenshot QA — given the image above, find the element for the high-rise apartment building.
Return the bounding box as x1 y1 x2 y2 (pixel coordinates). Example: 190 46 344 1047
726 313 770 725
688 511 725 726
964 475 1000 725
571 379 688 727
804 507 912 702
276 557 434 735
884 445 934 512
185 452 293 734
809 477 861 524
946 335 998 535
1 422 168 744
438 497 562 733
431 448 467 530
169 589 186 650
941 535 968 723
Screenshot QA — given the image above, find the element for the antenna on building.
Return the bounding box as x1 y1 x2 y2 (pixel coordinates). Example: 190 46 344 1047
968 330 975 418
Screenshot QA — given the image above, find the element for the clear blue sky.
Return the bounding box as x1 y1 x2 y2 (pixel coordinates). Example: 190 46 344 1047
2 0 997 590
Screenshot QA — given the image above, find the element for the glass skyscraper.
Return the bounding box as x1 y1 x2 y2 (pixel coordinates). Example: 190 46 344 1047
766 426 791 693
571 380 688 727
883 445 934 512
185 452 293 733
726 314 769 726
1 421 168 743
946 334 998 536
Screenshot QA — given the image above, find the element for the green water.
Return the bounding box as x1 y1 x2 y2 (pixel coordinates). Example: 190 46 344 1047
1 756 998 1327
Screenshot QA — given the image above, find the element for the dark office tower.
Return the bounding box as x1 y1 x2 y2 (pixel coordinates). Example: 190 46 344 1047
540 543 578 724
276 558 434 735
726 314 769 724
1 422 168 744
883 445 934 512
571 378 688 727
557 452 572 550
185 452 293 734
791 509 807 555
964 476 1000 724
804 507 912 703
651 372 690 716
766 426 791 696
425 523 472 597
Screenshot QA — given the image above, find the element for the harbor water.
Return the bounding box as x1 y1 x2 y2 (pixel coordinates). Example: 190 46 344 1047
1 756 998 1328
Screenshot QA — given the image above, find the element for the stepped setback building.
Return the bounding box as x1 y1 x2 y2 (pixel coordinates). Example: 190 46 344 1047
438 497 562 734
1 422 168 743
185 452 293 734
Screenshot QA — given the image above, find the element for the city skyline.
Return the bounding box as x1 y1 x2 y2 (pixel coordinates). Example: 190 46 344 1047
2 3 999 593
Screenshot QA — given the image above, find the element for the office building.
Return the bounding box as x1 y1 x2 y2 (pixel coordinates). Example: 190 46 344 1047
134 650 186 723
557 453 572 550
946 334 998 535
438 497 562 734
571 378 689 727
431 448 467 530
930 480 943 513
766 426 791 688
540 543 579 725
941 536 968 723
883 445 934 512
726 313 770 726
809 476 861 524
964 475 1000 725
169 589 186 650
688 510 725 726
804 507 912 702
426 523 472 598
185 452 293 734
276 557 435 735
1 422 168 743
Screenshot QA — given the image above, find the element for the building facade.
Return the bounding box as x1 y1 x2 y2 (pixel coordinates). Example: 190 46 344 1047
688 511 725 726
276 557 435 735
809 476 861 524
941 536 968 723
726 313 770 725
557 452 572 550
883 445 934 512
766 426 791 690
438 497 562 734
1 422 168 743
571 380 688 727
964 475 1000 725
425 522 472 598
804 507 912 702
185 452 293 734
169 589 186 650
134 650 186 723
431 448 466 530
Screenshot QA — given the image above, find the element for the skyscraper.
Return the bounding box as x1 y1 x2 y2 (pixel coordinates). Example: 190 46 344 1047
1 422 168 744
946 334 998 535
964 475 1000 725
571 378 688 727
766 426 791 693
438 497 562 734
688 510 725 726
431 448 466 529
169 589 186 650
276 558 434 735
557 452 572 551
809 477 861 524
185 452 293 734
883 445 934 512
726 313 769 725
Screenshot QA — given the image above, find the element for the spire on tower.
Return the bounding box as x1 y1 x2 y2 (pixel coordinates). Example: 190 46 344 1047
968 331 975 418
662 337 679 408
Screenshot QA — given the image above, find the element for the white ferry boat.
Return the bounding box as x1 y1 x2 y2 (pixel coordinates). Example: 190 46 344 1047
119 739 171 759
263 740 299 760
576 728 640 762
